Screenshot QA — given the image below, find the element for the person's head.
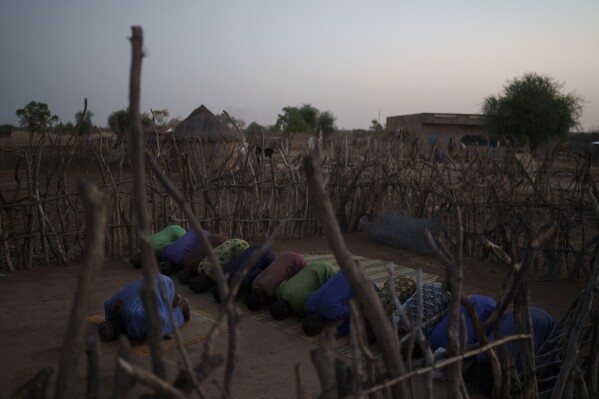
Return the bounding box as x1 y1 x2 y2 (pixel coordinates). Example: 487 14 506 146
302 314 325 336
159 260 177 276
176 268 196 285
270 299 291 320
98 320 118 342
245 289 264 311
212 288 221 304
129 252 141 269
188 272 213 294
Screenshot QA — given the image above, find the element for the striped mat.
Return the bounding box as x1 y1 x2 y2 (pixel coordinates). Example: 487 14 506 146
111 252 438 358
245 252 438 357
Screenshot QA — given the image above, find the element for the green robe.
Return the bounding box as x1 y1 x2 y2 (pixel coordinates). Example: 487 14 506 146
276 261 337 317
151 225 186 258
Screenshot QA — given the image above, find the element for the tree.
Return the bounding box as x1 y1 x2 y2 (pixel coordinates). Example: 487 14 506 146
276 106 312 134
75 110 94 136
298 104 320 130
275 104 337 135
218 111 245 130
0 124 13 137
318 110 337 135
166 117 181 130
16 101 59 133
482 73 584 148
245 122 266 137
108 108 152 140
150 108 170 128
107 109 130 139
369 119 384 133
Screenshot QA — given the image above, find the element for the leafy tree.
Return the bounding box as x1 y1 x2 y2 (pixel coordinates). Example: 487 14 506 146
318 110 337 135
107 109 130 139
276 104 337 135
150 108 170 128
0 124 14 137
276 106 312 134
370 119 384 133
482 73 584 148
245 122 266 136
16 101 59 133
108 108 153 139
218 111 245 130
298 104 320 130
63 122 75 134
166 117 181 130
75 110 94 135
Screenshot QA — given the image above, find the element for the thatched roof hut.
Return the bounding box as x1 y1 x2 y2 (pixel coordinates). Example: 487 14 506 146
172 105 240 142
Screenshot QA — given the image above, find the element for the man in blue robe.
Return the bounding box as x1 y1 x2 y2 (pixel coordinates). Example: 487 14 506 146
428 294 497 352
302 271 377 337
474 307 557 395
99 274 190 342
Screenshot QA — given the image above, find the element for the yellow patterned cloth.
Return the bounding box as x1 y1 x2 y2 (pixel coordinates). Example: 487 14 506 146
377 275 417 315
197 238 250 277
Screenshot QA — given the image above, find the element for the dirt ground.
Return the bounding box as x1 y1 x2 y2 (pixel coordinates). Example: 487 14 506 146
0 232 586 398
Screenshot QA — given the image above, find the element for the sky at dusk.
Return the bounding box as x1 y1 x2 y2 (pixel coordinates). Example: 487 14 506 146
1 1 598 131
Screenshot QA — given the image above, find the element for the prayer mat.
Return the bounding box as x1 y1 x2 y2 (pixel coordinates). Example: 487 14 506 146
88 307 226 358
249 252 438 357
175 251 438 357
301 252 438 288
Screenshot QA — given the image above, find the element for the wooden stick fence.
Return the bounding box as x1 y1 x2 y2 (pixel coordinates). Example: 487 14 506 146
1 122 598 280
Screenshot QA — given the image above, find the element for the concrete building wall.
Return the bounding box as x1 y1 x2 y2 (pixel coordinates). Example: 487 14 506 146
386 113 486 150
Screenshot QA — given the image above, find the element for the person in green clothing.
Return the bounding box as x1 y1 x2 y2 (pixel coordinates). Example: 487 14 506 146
270 260 337 320
130 225 186 268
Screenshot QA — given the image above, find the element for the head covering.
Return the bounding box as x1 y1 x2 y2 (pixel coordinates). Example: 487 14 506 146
151 225 186 259
252 252 306 300
182 234 229 271
197 238 250 276
377 275 417 315
393 282 452 337
163 229 209 267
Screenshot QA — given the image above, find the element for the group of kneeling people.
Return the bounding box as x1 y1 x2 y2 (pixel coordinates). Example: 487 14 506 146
102 225 557 393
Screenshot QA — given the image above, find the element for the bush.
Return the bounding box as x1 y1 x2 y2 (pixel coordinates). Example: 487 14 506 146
0 124 13 137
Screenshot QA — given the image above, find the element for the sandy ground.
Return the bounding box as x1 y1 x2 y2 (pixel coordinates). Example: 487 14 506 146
0 232 585 398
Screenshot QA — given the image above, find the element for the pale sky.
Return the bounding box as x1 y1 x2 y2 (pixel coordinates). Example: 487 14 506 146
1 1 598 131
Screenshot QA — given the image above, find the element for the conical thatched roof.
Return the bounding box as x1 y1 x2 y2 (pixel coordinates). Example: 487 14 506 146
172 105 240 141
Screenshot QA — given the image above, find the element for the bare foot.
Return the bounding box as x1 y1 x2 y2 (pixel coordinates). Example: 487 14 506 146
179 298 190 322
172 293 182 308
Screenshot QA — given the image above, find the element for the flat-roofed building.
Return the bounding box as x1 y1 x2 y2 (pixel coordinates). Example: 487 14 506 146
386 113 488 152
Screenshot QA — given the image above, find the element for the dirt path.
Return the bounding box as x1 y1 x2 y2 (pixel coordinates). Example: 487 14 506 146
0 232 584 398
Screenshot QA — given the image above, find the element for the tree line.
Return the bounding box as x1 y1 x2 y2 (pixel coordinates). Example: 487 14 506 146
6 72 592 148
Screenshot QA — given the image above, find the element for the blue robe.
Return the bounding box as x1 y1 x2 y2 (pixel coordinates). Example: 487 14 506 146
163 229 208 266
477 307 557 372
491 307 556 353
221 245 275 290
304 272 377 336
103 275 185 342
428 294 497 351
